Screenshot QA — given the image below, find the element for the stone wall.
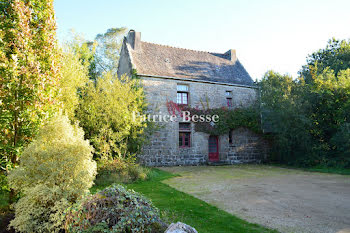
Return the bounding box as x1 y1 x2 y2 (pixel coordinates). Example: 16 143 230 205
138 76 269 166
225 128 270 164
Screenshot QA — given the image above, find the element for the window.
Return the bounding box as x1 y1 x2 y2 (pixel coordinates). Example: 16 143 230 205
177 84 189 105
226 91 233 107
177 85 189 92
226 98 233 107
179 123 191 148
229 130 233 144
177 92 188 105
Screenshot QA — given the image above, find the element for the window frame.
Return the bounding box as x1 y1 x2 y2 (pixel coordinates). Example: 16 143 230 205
177 92 189 105
179 123 191 148
177 84 189 106
226 97 233 107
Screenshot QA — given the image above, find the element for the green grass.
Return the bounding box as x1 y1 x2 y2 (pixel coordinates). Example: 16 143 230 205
301 166 350 175
92 168 278 233
269 164 350 175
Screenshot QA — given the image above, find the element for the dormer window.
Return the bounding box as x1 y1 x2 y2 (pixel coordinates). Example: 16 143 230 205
177 84 189 105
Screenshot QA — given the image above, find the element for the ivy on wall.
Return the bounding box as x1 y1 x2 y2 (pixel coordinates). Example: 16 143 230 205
166 101 262 136
183 105 262 136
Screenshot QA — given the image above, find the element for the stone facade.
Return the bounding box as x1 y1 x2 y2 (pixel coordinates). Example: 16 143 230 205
138 76 269 166
118 30 270 166
226 128 270 163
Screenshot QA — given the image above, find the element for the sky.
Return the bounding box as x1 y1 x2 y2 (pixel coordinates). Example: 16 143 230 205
54 0 350 80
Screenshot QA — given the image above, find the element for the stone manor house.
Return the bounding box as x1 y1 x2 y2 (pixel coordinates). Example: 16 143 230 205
118 30 269 166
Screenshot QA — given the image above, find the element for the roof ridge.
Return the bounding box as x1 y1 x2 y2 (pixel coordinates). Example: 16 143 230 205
141 41 219 54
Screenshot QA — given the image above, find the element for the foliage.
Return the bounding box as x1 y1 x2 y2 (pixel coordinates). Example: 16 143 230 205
65 184 164 233
0 175 9 194
76 73 147 159
330 123 350 166
260 39 350 168
67 32 98 81
90 27 127 77
165 100 261 136
300 38 350 82
259 71 313 164
307 68 350 166
96 157 148 185
0 0 60 167
0 157 11 193
58 45 90 121
8 115 97 232
184 105 262 136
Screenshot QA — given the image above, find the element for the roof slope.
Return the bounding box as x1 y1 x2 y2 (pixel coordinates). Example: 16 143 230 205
129 41 255 86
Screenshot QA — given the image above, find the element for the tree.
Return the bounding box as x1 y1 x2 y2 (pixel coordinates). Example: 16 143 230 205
300 38 350 83
75 73 147 159
259 71 312 164
67 32 98 81
306 68 350 164
260 40 350 167
58 44 90 121
0 0 60 169
91 27 127 77
299 39 350 166
8 114 96 232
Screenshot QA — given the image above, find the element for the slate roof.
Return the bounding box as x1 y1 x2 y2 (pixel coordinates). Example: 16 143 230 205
128 41 255 87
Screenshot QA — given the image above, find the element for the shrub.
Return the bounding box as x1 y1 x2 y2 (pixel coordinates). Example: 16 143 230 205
8 115 97 233
75 73 148 159
330 123 350 168
65 184 165 233
96 157 148 185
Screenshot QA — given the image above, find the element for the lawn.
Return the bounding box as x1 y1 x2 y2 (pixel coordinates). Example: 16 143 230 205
92 168 278 233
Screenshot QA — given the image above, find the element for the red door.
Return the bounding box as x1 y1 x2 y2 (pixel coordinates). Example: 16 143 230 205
208 136 219 161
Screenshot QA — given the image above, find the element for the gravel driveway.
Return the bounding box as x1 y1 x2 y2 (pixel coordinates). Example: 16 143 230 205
160 165 350 233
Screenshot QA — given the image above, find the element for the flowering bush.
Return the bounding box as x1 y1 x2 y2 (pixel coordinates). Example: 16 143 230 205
65 185 165 233
8 115 97 232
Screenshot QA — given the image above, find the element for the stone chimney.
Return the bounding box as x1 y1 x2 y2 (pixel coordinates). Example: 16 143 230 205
126 30 141 50
224 49 237 62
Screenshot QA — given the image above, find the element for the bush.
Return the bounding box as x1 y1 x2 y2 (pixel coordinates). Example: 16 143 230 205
96 157 148 185
75 73 148 159
330 123 350 168
65 185 165 233
8 115 97 233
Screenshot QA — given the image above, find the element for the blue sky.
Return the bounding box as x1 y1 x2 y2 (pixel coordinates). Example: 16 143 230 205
54 0 350 80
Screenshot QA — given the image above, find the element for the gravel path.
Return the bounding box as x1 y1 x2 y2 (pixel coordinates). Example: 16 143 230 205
161 165 350 233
